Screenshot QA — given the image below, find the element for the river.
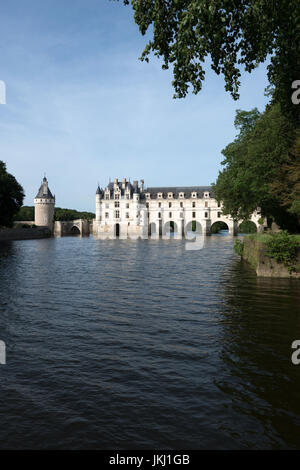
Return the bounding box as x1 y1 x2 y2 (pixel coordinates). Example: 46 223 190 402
0 234 299 449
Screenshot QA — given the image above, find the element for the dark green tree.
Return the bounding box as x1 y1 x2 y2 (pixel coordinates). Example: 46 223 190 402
0 161 24 227
213 104 300 231
14 206 35 221
120 0 300 123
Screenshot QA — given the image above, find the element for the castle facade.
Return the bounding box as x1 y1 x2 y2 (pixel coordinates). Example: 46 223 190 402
92 178 262 239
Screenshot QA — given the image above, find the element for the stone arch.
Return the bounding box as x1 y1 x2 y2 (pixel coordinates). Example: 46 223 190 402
163 220 178 238
210 220 230 235
149 222 157 237
70 225 81 235
184 220 203 236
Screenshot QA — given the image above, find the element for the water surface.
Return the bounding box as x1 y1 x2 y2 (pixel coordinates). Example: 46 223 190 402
0 235 299 449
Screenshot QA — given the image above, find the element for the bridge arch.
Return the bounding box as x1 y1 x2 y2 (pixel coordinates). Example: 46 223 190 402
210 220 230 235
70 225 81 235
149 222 157 238
163 220 178 238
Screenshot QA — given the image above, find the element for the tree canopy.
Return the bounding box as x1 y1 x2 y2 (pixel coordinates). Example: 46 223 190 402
213 104 300 232
0 161 24 227
120 0 300 123
15 206 95 222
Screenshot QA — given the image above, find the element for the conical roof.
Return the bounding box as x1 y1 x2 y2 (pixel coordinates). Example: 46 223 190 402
35 176 54 199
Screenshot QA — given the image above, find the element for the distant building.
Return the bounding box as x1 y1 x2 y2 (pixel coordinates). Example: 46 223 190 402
92 177 263 239
34 176 55 232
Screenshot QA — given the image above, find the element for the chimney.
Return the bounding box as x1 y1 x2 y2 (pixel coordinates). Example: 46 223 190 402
140 179 144 192
133 180 138 189
122 177 126 189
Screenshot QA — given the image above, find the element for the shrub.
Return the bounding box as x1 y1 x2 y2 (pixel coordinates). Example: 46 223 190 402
265 231 299 273
234 239 244 256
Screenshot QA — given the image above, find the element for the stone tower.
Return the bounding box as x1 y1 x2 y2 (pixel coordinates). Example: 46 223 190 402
95 185 102 222
34 176 55 231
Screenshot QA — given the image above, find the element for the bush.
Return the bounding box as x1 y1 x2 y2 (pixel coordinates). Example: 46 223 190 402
234 239 244 256
265 231 299 273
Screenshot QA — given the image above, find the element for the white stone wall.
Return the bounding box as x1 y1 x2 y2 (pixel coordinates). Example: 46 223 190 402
93 181 265 239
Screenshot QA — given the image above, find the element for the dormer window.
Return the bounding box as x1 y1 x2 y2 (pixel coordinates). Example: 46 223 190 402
204 192 210 198
115 193 120 200
168 192 173 199
146 193 150 199
179 192 184 198
192 192 197 198
157 193 162 199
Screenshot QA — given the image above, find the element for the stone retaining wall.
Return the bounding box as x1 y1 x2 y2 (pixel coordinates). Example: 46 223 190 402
0 227 51 242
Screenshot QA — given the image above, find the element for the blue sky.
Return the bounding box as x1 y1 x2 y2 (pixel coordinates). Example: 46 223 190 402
0 0 270 212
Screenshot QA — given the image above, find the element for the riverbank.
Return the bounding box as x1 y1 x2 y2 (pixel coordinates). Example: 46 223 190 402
0 226 51 242
235 233 300 278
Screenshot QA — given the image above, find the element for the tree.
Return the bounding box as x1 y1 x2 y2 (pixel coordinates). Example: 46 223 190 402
269 128 300 221
213 105 300 232
120 0 300 124
54 208 95 221
14 206 34 221
0 161 24 227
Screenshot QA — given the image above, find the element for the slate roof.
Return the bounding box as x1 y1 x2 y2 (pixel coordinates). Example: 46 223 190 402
144 186 214 199
98 180 214 199
35 178 54 199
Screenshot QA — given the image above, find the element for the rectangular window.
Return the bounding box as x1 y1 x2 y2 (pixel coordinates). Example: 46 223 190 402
105 194 109 200
115 194 120 200
169 202 172 208
218 212 221 218
115 201 120 208
169 212 172 218
126 212 129 218
205 201 208 208
158 202 161 208
115 210 120 218
180 202 183 207
192 212 196 218
158 212 161 218
126 203 129 209
205 212 208 218
105 212 109 218
192 202 196 208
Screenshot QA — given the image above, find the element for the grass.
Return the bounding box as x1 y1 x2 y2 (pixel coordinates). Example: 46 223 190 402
245 231 300 273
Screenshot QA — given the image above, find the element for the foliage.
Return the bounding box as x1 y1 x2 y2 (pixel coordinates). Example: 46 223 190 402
15 206 95 222
258 217 265 225
234 239 244 257
265 231 299 273
213 104 300 232
54 208 95 221
120 0 300 123
14 206 34 221
269 128 300 220
238 220 257 233
0 161 24 227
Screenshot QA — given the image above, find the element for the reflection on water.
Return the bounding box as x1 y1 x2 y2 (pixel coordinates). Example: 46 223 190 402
0 236 299 449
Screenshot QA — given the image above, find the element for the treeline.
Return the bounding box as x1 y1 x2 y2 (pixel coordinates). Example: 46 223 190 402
15 206 95 221
213 102 300 233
